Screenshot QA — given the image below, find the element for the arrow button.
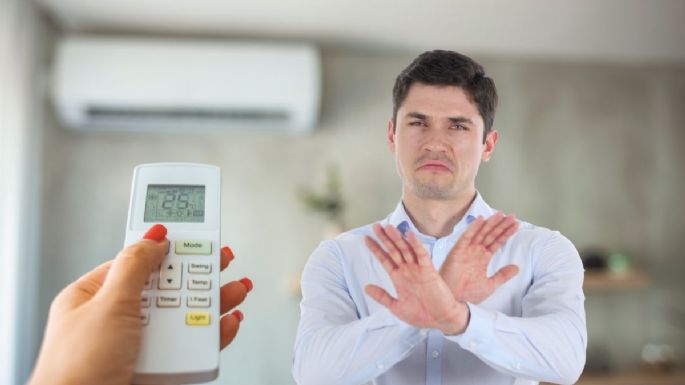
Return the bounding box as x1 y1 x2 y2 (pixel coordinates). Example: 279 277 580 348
158 262 182 290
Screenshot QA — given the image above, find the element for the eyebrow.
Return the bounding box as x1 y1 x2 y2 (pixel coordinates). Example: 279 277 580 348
405 112 428 120
447 116 474 126
405 112 474 126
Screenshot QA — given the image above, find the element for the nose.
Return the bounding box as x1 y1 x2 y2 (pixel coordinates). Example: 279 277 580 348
422 130 450 153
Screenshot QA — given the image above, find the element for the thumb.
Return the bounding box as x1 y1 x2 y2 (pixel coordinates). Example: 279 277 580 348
364 284 397 309
99 224 169 302
490 264 519 290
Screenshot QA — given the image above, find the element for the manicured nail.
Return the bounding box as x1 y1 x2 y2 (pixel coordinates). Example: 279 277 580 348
232 310 244 322
143 224 167 242
222 246 234 261
239 277 253 292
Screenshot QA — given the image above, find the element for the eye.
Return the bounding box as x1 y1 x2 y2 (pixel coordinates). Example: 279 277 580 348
409 120 426 127
451 123 468 131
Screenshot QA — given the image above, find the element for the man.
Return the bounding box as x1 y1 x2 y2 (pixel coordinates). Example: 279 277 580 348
292 50 586 385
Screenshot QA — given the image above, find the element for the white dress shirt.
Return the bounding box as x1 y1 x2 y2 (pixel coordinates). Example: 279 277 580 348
293 194 587 385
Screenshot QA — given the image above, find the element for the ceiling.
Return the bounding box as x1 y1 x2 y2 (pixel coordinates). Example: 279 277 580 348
36 0 685 64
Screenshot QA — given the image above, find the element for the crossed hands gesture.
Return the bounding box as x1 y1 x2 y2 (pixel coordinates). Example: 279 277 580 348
364 212 519 335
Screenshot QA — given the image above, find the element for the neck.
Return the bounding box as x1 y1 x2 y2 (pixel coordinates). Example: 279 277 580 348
401 188 477 238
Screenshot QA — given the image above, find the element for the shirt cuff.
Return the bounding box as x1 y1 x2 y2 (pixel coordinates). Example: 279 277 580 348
445 302 497 354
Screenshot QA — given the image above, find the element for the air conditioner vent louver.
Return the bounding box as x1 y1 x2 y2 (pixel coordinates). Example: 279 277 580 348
86 106 290 122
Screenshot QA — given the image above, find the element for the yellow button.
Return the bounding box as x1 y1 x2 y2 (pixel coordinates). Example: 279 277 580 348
175 240 212 255
186 312 211 326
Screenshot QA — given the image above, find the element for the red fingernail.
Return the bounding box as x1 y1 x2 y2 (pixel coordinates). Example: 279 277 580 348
143 224 167 242
239 277 253 292
222 246 234 261
232 310 244 322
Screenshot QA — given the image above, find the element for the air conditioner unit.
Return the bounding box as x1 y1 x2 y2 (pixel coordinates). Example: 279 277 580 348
50 36 321 133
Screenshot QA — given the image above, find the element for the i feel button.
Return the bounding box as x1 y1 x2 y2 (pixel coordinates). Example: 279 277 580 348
175 240 212 255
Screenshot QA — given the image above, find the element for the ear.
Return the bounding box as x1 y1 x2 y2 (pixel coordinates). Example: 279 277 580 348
481 129 498 162
387 119 396 153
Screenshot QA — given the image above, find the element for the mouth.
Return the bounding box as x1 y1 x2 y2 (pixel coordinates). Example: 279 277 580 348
417 161 452 172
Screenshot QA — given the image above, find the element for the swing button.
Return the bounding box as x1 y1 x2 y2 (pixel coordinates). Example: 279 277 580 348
176 240 212 255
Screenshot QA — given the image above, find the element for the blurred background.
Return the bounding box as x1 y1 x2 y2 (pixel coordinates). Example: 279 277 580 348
1 1 684 384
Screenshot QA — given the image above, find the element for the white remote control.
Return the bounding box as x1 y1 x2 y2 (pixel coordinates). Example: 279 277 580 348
124 163 221 384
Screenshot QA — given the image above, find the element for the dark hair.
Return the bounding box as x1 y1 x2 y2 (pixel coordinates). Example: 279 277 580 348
392 50 498 142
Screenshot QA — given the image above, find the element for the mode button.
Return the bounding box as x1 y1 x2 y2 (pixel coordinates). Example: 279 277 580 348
175 240 212 255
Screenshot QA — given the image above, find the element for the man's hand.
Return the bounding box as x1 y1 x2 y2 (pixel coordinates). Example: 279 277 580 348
440 213 519 304
364 224 469 335
28 224 252 385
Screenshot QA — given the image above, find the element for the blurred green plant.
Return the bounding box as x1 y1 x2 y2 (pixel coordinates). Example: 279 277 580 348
297 164 345 223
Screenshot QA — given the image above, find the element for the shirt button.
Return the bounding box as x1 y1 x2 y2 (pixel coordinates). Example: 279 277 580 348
516 362 522 370
469 341 478 350
419 329 429 337
431 350 440 359
377 363 384 370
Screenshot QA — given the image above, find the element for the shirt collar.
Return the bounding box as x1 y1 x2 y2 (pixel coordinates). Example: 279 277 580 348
385 192 495 240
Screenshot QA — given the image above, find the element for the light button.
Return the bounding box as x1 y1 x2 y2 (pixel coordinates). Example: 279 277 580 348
431 350 440 359
176 240 212 255
186 312 211 326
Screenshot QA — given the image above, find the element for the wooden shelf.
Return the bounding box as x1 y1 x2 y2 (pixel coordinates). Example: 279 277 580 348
542 370 685 385
583 269 651 292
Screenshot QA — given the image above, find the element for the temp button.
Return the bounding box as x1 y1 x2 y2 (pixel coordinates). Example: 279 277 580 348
175 240 212 255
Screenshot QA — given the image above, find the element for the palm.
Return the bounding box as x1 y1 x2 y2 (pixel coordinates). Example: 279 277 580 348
441 243 498 303
440 213 519 304
386 263 457 328
364 223 465 334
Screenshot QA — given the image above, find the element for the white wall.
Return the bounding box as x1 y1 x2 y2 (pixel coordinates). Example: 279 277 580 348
0 1 45 384
36 49 685 384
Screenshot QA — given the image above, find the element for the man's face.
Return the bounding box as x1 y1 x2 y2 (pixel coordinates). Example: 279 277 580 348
388 83 497 201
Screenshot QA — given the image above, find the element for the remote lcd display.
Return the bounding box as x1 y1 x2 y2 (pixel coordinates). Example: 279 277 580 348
144 185 205 223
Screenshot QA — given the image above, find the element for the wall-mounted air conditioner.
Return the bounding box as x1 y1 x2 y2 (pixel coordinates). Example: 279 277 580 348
50 36 321 133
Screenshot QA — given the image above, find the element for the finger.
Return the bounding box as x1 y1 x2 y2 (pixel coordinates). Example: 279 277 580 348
220 310 243 349
490 264 519 289
58 260 114 309
221 246 235 271
372 223 403 267
406 231 432 267
471 212 504 246
220 280 251 314
100 224 169 302
384 225 417 264
455 216 486 250
486 218 519 253
482 214 517 249
364 284 398 309
364 235 398 272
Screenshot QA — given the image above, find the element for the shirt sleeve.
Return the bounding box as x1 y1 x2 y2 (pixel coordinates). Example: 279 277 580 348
446 231 587 385
292 239 428 385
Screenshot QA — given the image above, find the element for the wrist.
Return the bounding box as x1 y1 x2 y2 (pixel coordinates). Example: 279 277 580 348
440 301 470 335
